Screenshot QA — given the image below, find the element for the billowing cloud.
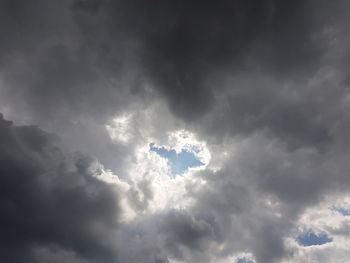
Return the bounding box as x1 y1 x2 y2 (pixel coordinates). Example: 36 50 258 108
0 114 121 262
1 0 350 262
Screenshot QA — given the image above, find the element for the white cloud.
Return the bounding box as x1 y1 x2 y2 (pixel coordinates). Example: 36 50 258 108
106 113 133 143
283 194 350 263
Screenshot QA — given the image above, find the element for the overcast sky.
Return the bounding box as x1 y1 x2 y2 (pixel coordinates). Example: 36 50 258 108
1 1 350 262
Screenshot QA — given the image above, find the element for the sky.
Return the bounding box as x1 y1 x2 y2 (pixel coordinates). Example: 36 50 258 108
149 143 204 177
1 0 350 262
297 231 333 247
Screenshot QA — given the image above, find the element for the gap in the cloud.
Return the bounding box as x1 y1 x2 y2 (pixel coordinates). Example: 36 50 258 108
236 258 254 263
331 206 350 216
149 143 204 177
297 231 332 246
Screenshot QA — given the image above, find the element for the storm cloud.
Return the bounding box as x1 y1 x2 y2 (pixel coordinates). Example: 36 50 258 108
0 114 121 262
1 0 350 262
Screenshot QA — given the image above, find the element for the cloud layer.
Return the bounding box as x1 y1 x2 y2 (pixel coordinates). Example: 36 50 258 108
1 0 350 262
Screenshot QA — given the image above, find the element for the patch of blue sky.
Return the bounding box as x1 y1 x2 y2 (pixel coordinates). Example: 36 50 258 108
150 143 204 177
297 231 333 246
331 206 350 216
236 258 254 263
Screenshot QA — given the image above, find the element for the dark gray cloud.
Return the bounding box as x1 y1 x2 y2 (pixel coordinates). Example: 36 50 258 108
0 114 120 263
69 0 324 122
1 0 348 151
103 0 317 119
0 0 348 151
